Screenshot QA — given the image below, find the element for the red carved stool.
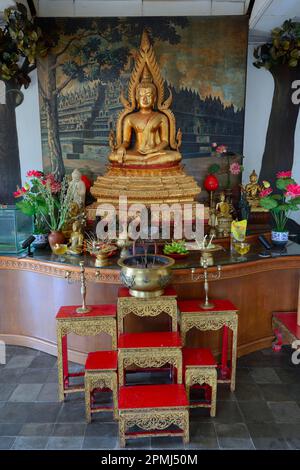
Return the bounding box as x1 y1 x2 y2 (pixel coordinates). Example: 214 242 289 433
84 350 118 422
178 299 238 391
183 347 217 417
56 304 117 400
118 331 182 385
118 384 189 447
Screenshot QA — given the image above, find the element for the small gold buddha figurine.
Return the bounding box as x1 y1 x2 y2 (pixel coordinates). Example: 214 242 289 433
241 170 264 211
216 191 232 237
108 31 181 167
67 220 84 255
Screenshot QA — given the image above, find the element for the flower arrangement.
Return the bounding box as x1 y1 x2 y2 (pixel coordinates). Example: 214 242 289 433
14 170 75 233
210 143 243 189
259 171 300 232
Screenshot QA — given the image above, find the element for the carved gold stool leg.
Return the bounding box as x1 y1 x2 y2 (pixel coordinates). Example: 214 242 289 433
112 373 118 421
183 409 190 444
119 414 126 448
84 373 92 423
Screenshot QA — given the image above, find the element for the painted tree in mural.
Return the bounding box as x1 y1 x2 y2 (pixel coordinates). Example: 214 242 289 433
254 20 300 187
0 3 47 204
38 17 188 180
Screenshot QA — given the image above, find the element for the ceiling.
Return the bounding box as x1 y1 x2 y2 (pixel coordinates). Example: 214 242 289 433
1 0 300 39
0 0 252 17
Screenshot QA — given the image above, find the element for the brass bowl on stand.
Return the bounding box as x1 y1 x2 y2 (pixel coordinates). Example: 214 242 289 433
118 254 175 298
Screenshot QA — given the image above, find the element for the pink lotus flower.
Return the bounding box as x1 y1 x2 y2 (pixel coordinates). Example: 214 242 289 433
216 145 227 154
211 142 217 148
260 188 273 198
27 170 43 178
285 183 300 198
229 162 241 175
277 170 292 179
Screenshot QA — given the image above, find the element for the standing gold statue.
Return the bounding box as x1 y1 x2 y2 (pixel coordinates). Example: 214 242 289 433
89 30 200 217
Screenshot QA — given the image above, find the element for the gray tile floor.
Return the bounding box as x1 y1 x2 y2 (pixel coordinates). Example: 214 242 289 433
0 344 299 450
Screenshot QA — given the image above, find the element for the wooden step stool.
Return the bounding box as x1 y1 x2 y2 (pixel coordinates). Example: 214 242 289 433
183 348 217 417
118 384 189 447
118 331 182 385
84 350 118 422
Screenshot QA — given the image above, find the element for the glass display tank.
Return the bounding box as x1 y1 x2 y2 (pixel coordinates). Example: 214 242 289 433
0 206 33 254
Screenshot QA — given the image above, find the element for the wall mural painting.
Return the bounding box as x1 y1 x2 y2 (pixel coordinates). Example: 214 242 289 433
37 16 248 184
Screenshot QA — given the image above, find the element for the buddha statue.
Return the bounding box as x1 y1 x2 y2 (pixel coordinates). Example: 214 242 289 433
68 169 86 211
216 191 232 237
88 30 201 219
241 170 264 211
67 220 84 255
109 66 181 166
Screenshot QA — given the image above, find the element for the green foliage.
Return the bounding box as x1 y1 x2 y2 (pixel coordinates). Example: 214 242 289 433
164 240 189 255
0 2 47 87
253 19 300 70
208 163 221 174
276 177 295 190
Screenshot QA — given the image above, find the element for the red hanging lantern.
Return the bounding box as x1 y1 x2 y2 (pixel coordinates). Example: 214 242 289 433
204 174 219 192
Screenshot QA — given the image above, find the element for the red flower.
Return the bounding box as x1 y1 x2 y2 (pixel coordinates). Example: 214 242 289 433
259 188 273 198
13 189 22 198
285 183 300 198
27 170 43 178
276 170 292 179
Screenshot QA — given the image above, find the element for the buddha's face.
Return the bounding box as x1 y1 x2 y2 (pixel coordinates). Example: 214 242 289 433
250 174 257 183
137 86 156 109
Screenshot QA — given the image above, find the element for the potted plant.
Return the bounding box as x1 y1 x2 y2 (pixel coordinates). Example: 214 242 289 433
14 170 49 247
259 171 300 245
14 170 76 250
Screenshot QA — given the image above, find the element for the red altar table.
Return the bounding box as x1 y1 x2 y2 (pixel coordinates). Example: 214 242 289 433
178 299 238 392
56 304 117 400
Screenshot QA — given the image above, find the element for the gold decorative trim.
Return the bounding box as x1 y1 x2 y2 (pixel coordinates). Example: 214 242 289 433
1 255 300 284
119 408 189 447
117 297 178 333
118 348 182 385
85 371 118 422
185 367 217 417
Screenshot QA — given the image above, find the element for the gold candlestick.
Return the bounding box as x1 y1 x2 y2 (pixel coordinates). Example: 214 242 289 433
76 261 91 314
191 262 222 309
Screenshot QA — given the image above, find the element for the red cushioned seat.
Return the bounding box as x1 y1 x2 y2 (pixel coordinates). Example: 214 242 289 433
183 348 217 368
85 351 117 371
56 304 117 319
119 384 188 410
178 299 237 313
118 331 182 349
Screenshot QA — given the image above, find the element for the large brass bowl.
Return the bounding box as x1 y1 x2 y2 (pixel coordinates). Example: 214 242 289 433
118 254 175 298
